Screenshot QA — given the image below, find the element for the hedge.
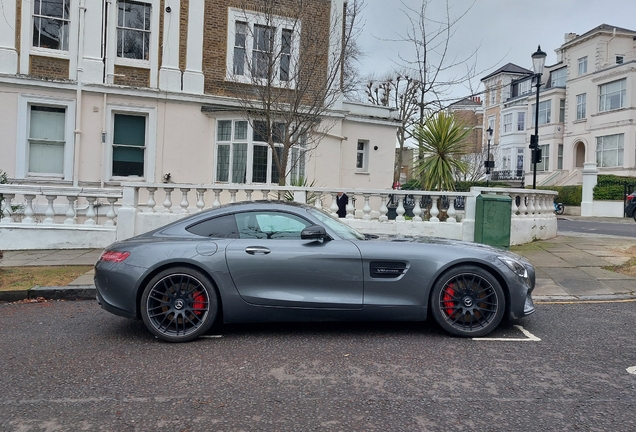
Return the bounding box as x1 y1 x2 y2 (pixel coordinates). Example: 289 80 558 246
593 175 635 200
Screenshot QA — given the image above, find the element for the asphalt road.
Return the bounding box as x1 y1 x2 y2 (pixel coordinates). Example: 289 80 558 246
558 218 636 237
1 300 636 431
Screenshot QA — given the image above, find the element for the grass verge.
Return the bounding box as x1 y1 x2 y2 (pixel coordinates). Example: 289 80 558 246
0 266 94 291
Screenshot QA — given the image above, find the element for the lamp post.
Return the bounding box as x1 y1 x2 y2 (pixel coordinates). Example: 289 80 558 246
530 45 547 189
484 126 493 186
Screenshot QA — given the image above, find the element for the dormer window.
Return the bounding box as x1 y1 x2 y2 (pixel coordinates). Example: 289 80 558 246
550 67 567 87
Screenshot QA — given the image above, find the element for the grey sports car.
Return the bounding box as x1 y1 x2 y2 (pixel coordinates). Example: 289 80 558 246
95 201 536 342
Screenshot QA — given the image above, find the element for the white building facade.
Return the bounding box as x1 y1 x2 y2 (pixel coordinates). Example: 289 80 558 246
482 24 636 187
0 0 398 192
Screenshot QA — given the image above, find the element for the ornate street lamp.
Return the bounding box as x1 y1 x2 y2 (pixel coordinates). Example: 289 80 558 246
484 126 494 186
530 45 547 189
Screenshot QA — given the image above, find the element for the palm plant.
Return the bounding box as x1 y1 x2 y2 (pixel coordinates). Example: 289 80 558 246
413 112 471 191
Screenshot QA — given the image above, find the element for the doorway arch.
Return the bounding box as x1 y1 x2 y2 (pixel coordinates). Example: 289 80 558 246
574 141 586 168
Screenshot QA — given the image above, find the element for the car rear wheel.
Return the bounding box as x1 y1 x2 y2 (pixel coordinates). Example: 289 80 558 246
430 266 505 337
141 267 218 342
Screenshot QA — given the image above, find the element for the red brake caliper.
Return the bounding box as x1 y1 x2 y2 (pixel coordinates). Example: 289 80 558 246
192 292 206 315
443 284 456 317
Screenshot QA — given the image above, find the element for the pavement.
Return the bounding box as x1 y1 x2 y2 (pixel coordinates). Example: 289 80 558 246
1 220 635 303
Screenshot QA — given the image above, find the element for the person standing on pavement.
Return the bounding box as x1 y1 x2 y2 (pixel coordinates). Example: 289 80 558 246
336 192 348 218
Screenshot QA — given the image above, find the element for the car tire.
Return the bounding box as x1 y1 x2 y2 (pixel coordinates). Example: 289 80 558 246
141 267 219 343
430 265 505 337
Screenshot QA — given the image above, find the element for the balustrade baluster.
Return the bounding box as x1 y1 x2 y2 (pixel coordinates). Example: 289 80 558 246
314 192 322 209
229 189 238 203
362 194 371 220
196 188 206 211
446 198 457 223
430 196 440 222
245 189 253 202
65 196 77 224
330 192 338 216
396 196 405 221
346 193 355 219
146 187 157 212
510 194 519 217
43 195 57 224
179 188 191 213
528 195 536 216
22 194 36 224
412 195 422 222
83 197 96 225
105 197 117 226
379 194 388 221
518 194 528 216
162 188 174 213
1 193 15 223
212 189 222 207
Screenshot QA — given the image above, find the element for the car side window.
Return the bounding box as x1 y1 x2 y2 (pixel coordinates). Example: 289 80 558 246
235 211 311 239
186 214 239 238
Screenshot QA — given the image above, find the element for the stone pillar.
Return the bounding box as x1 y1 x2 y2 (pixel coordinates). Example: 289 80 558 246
81 0 105 83
182 0 205 94
581 162 598 217
159 0 182 91
0 0 18 74
116 186 139 241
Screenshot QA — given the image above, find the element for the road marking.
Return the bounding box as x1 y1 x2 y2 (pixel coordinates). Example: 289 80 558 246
536 299 636 305
200 335 223 338
627 366 636 375
473 325 541 342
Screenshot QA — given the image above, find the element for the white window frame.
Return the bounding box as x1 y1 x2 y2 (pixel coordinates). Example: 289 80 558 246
213 119 305 185
16 95 76 181
356 140 369 173
578 56 587 76
226 8 301 88
503 113 513 133
537 144 549 172
599 78 626 112
19 0 80 77
517 112 525 131
550 67 567 87
105 0 159 87
518 79 531 95
596 134 624 168
105 104 157 181
576 93 586 119
532 100 551 125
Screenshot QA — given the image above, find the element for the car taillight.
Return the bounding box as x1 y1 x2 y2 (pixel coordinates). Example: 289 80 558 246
100 251 130 262
628 195 635 202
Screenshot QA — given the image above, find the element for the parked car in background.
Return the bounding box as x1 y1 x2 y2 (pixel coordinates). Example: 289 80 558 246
626 192 636 221
95 201 536 342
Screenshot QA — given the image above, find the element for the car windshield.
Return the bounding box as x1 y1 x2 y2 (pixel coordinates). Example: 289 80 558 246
308 208 366 240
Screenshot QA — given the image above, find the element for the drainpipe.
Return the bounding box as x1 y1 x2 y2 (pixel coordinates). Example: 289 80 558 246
73 0 87 187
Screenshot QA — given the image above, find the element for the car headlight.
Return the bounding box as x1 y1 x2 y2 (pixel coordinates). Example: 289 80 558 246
498 256 528 279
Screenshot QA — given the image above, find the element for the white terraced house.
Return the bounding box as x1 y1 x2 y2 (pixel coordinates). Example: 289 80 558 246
481 24 636 188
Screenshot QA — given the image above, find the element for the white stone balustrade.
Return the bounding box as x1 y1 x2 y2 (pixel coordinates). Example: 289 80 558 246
0 182 558 250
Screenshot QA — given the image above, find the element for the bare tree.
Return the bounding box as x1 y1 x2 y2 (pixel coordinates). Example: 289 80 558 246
227 0 364 185
367 0 482 185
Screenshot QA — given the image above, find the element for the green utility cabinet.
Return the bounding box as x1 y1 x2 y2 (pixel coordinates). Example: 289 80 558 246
474 193 512 248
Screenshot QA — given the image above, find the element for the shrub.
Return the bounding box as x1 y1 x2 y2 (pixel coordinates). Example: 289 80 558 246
593 175 635 200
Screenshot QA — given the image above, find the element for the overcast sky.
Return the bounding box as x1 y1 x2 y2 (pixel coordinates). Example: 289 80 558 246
355 0 636 101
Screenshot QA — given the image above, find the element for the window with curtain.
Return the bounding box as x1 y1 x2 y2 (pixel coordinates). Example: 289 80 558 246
28 106 66 175
596 134 624 167
117 0 151 60
503 114 512 133
517 112 525 131
216 120 248 183
112 114 146 176
33 0 70 51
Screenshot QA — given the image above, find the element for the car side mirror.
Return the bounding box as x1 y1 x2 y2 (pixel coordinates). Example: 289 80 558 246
301 225 328 240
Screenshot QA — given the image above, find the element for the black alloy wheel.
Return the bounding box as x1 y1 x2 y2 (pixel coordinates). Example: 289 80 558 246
430 266 505 337
141 267 218 342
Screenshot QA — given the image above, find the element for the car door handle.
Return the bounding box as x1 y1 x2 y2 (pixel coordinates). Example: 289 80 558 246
245 246 271 255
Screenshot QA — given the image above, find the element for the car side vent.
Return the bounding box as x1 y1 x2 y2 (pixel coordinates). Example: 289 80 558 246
370 261 408 278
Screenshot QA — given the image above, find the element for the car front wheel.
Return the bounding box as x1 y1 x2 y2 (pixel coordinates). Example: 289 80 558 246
430 266 505 337
141 267 218 342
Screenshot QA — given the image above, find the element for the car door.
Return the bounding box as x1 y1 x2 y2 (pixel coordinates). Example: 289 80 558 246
225 211 364 309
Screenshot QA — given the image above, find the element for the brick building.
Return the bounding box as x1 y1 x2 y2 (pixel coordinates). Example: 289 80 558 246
0 0 398 189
